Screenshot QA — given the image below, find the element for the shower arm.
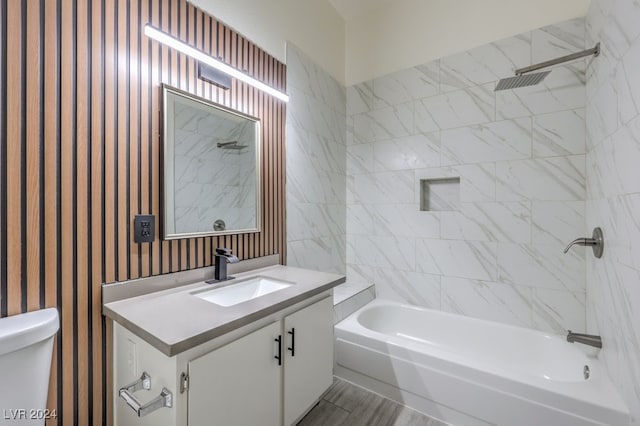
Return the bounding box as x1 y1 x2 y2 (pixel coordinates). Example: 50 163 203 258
515 43 600 76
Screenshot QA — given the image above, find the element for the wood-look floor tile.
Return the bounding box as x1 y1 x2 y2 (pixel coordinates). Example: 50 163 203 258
344 393 403 426
323 378 376 412
391 407 449 426
301 378 448 426
297 400 350 426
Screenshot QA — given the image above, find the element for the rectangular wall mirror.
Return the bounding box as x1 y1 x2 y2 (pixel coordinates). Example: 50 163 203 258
162 85 261 239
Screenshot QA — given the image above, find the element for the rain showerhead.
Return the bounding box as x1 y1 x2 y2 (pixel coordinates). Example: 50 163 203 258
217 141 248 150
494 43 600 92
494 71 551 91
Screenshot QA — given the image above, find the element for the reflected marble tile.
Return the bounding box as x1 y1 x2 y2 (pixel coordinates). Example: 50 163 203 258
416 239 497 281
441 277 532 328
373 132 440 171
375 269 441 309
441 118 532 165
533 109 586 157
496 156 586 201
497 243 585 292
532 288 585 334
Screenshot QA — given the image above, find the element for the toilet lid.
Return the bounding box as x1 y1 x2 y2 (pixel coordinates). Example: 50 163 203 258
0 308 59 356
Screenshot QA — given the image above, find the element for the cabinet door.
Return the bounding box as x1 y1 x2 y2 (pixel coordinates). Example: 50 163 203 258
283 296 334 425
188 321 282 426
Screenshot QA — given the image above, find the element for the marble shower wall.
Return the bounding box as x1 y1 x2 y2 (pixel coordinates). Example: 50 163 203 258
585 0 640 421
346 18 588 334
286 45 347 274
174 108 257 233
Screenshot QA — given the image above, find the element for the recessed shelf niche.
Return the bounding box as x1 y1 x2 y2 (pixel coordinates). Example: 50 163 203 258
420 177 461 211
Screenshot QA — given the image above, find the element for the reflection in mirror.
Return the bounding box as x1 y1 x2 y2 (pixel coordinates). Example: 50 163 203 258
163 85 260 239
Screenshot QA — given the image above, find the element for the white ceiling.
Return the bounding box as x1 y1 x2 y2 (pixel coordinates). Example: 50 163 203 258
327 0 396 20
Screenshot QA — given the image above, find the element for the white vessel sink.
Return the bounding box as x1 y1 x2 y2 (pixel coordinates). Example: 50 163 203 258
194 277 293 307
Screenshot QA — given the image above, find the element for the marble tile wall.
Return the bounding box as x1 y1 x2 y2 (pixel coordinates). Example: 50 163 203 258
286 45 347 274
585 0 640 421
346 18 588 334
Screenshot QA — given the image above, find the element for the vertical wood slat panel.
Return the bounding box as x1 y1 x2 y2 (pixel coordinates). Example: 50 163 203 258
26 0 40 313
90 0 104 423
43 0 59 419
0 0 286 424
76 0 90 422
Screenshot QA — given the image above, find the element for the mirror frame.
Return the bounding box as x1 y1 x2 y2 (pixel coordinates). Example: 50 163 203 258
162 84 261 240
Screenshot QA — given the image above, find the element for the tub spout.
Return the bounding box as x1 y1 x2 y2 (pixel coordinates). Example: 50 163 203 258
563 227 604 258
567 331 602 348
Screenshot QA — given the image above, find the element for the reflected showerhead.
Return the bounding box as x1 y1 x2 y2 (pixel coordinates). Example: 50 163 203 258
217 141 248 150
494 71 551 91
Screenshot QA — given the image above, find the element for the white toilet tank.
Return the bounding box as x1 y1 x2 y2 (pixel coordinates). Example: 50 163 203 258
0 308 59 425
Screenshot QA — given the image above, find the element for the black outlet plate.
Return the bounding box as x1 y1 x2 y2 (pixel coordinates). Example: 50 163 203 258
134 215 155 243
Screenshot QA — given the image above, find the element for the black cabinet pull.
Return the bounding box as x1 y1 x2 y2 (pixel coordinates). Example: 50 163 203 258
287 328 295 357
274 335 282 366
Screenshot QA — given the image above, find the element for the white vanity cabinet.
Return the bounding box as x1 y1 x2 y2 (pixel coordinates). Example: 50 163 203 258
113 293 333 426
188 321 283 426
283 298 334 425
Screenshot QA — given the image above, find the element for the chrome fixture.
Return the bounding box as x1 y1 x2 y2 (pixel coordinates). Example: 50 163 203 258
213 219 226 231
563 227 604 258
207 247 239 283
583 365 590 380
217 141 248 150
495 43 600 91
567 331 602 348
119 372 173 417
144 24 289 102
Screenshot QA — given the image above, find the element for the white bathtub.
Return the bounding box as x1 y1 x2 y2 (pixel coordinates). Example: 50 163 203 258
334 299 629 426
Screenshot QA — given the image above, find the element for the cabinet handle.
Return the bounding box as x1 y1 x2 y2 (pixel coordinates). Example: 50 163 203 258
287 328 295 357
274 335 282 366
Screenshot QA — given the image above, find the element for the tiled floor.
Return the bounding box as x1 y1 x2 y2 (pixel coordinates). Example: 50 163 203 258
297 378 448 426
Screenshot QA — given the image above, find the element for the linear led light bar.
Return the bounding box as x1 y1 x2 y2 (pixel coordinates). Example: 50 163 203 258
144 24 289 103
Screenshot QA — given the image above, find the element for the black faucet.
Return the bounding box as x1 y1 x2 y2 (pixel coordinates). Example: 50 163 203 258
212 247 239 282
567 331 602 348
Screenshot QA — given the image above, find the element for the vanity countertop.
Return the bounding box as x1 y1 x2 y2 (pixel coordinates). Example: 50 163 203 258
103 265 345 356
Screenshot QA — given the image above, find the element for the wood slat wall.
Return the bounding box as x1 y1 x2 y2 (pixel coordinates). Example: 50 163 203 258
0 1 287 424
